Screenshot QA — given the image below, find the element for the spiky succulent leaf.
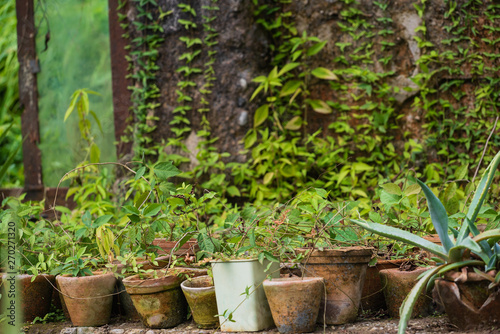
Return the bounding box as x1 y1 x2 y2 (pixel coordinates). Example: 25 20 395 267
398 266 442 334
350 219 448 260
416 179 454 252
458 151 500 242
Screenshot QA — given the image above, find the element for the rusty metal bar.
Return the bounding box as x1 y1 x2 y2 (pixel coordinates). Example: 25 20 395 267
16 0 44 201
108 0 133 158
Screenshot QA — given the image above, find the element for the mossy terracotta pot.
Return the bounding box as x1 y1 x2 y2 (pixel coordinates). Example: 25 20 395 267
122 268 206 328
263 277 324 333
361 259 407 312
379 267 434 318
1 274 55 323
435 271 500 330
180 275 219 329
56 272 116 326
298 247 372 324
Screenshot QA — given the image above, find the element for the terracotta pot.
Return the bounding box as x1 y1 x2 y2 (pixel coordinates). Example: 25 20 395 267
122 271 188 328
114 276 141 321
379 267 434 318
435 272 500 330
181 275 219 329
298 247 372 324
112 255 171 272
56 273 116 326
55 278 71 320
152 238 199 257
263 277 324 333
361 259 408 312
1 274 55 322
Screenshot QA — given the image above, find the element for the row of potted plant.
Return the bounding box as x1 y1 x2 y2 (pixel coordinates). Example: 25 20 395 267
2 150 500 332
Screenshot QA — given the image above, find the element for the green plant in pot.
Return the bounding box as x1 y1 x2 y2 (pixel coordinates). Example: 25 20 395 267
0 197 60 323
361 180 434 316
55 246 116 327
351 150 500 332
287 190 373 326
200 205 281 332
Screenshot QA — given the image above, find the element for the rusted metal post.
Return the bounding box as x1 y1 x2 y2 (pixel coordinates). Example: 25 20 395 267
108 0 133 158
16 0 44 200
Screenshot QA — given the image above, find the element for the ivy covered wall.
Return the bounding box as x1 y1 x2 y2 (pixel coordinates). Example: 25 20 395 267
121 0 500 207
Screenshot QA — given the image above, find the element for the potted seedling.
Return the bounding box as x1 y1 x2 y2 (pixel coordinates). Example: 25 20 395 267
351 150 500 332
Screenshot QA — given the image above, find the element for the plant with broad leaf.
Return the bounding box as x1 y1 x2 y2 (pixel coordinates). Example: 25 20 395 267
351 150 500 334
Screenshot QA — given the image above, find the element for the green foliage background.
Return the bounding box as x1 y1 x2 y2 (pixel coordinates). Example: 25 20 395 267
0 1 23 187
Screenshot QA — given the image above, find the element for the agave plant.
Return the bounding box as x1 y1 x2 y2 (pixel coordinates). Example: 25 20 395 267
351 150 500 334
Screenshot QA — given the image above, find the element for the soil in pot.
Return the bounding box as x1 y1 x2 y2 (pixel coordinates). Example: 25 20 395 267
434 271 500 330
298 247 372 325
379 266 434 319
1 274 55 323
56 272 116 327
181 275 219 329
263 276 324 334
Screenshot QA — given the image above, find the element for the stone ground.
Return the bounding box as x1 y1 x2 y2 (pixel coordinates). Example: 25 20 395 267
23 315 500 334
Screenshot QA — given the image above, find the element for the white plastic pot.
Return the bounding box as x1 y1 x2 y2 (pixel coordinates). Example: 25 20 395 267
211 258 280 331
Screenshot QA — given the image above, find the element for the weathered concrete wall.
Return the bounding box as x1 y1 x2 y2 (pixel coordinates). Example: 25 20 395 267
127 0 500 171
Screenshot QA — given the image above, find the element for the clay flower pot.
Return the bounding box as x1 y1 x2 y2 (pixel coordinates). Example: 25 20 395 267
379 267 434 318
1 274 55 322
56 272 116 326
361 259 408 312
263 277 324 333
180 275 219 329
298 247 372 324
122 268 206 328
434 271 500 330
152 238 199 257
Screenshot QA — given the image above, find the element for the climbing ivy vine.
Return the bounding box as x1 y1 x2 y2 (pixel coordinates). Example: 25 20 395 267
121 0 500 210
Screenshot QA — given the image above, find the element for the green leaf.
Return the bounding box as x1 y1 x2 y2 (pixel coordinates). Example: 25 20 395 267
64 92 79 122
460 151 500 242
278 62 300 76
226 186 241 197
306 41 327 56
417 179 454 252
249 228 256 247
350 219 448 260
381 183 402 195
279 80 302 97
135 166 146 181
244 129 257 148
263 172 274 185
143 203 162 217
122 205 140 215
90 143 100 163
284 116 302 130
307 99 332 114
154 161 181 181
311 67 338 80
197 232 215 254
254 104 269 127
92 215 113 228
404 184 421 196
454 164 468 180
